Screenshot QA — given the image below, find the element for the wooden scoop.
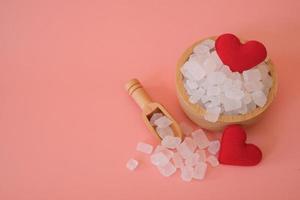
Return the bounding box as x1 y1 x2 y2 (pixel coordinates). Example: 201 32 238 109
125 78 183 141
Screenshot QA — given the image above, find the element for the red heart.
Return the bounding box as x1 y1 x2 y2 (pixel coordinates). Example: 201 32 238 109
215 33 267 73
218 125 262 166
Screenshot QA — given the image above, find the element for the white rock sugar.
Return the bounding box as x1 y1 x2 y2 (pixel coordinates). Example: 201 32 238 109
172 152 184 168
181 39 273 122
157 162 176 177
130 121 221 182
126 159 139 171
192 129 210 149
193 162 207 180
207 140 220 155
154 116 173 128
207 155 219 167
161 136 181 149
150 113 164 125
180 165 194 182
136 142 153 154
156 126 174 139
150 152 170 167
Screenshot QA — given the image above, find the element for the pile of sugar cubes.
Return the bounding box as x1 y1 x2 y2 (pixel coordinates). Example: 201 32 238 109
180 39 273 122
126 114 220 182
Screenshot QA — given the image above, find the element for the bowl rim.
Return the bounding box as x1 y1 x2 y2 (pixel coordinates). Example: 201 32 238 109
176 36 278 123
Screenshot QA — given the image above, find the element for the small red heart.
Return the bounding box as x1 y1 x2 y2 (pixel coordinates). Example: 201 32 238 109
218 125 262 166
215 33 267 73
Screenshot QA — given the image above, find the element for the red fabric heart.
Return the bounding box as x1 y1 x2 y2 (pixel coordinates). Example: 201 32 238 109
218 125 262 166
215 33 267 73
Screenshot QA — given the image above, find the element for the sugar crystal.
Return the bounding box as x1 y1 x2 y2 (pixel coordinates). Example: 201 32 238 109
207 155 219 167
161 136 181 149
207 140 220 155
193 162 207 180
136 142 153 154
192 129 210 149
157 162 176 177
126 159 139 171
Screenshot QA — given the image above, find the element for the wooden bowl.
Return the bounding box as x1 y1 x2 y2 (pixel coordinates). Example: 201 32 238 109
176 36 278 131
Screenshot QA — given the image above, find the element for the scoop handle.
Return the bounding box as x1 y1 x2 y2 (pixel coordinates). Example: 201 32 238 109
125 79 153 110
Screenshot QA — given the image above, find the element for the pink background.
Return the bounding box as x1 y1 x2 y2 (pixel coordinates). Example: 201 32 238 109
1 0 300 199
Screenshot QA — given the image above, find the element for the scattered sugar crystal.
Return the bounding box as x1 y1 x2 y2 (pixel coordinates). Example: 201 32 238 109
161 148 174 160
150 113 164 125
183 137 197 152
204 106 221 122
196 149 206 162
243 69 261 82
161 136 181 149
154 145 174 160
151 152 170 167
154 145 166 153
192 129 210 149
126 159 139 171
177 140 194 159
207 140 220 155
185 153 200 167
179 122 193 136
207 155 219 167
157 162 176 177
156 126 174 139
154 116 173 128
193 162 207 180
136 142 153 154
172 152 184 168
180 165 194 182
252 91 267 107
